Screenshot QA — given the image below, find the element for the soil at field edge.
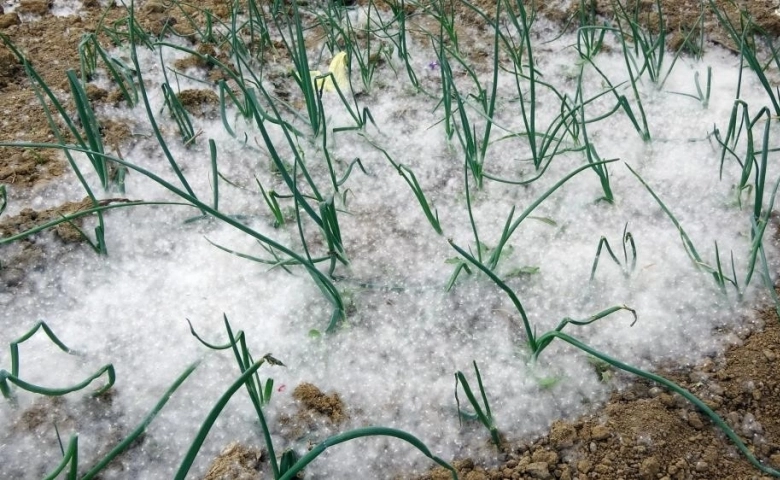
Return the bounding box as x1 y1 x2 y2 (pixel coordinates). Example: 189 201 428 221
419 309 780 480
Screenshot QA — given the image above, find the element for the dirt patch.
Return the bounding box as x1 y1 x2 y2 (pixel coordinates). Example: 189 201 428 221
420 311 780 480
0 148 65 187
0 45 21 88
17 0 52 17
205 383 347 479
292 382 348 425
173 41 239 84
99 118 135 149
395 0 780 58
0 4 114 187
0 196 131 241
3 389 134 478
276 382 350 447
137 0 232 39
13 390 119 434
0 196 132 290
0 196 89 290
368 0 780 75
534 0 780 53
0 1 233 189
203 442 266 480
177 88 220 117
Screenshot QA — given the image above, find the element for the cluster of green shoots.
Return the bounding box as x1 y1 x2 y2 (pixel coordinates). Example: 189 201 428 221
1 0 780 477
0 319 457 479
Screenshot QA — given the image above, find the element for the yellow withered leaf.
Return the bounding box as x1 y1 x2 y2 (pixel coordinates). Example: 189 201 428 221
328 51 349 91
310 51 349 92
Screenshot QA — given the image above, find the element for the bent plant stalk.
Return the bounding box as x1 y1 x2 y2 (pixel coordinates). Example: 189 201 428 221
451 240 780 478
45 363 199 480
185 316 459 480
0 141 346 333
0 322 115 402
534 331 780 477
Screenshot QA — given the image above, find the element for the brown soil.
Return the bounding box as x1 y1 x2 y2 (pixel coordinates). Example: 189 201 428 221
0 0 233 189
0 196 132 290
4 390 134 478
178 88 221 118
448 0 780 55
291 382 348 424
275 381 350 446
0 148 65 187
0 9 96 188
0 1 779 479
203 442 266 480
205 382 348 478
0 195 131 240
